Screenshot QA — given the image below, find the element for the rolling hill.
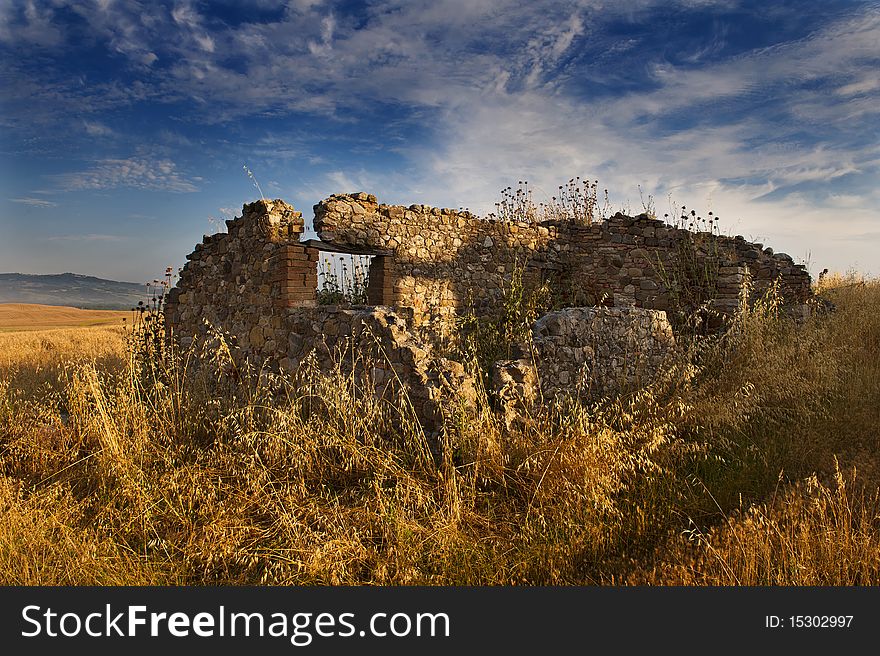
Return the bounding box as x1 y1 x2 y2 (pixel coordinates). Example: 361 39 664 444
0 273 148 310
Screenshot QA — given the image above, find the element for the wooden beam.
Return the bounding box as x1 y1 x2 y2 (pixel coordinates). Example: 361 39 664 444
299 239 393 257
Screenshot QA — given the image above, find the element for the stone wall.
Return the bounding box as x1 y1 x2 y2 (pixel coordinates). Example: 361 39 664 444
557 216 812 320
165 199 316 352
493 306 676 425
314 193 812 342
164 199 475 438
277 305 477 436
530 306 676 397
165 193 813 435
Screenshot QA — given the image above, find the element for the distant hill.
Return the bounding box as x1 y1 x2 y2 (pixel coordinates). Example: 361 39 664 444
0 273 149 310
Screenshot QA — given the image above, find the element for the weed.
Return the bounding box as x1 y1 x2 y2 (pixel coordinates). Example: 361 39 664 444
317 255 369 305
125 267 175 387
651 207 725 331
242 164 265 201
489 178 610 225
456 258 550 382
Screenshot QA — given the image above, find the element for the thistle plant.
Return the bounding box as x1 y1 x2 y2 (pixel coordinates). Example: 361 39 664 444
489 177 610 225
651 206 725 331
317 254 369 305
125 266 176 385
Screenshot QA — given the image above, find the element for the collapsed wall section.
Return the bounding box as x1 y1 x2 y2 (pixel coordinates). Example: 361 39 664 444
279 305 477 435
492 306 677 424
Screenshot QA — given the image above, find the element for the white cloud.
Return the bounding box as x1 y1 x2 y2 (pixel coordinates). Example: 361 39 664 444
171 2 200 28
307 13 335 55
193 33 215 53
521 12 585 88
836 74 880 97
83 120 114 137
55 157 200 193
9 197 58 208
0 0 63 47
326 170 378 194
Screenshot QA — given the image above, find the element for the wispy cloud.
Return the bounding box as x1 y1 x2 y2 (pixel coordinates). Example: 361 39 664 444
82 120 115 137
8 197 57 208
55 157 200 193
0 0 63 48
47 233 125 242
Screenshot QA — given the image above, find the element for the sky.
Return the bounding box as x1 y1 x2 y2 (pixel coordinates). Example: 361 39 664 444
1 0 878 283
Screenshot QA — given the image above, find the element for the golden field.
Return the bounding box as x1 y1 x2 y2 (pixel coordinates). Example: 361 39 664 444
0 303 128 332
0 277 878 585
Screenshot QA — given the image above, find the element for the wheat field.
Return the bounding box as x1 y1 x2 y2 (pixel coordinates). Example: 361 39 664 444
0 303 128 332
0 278 878 585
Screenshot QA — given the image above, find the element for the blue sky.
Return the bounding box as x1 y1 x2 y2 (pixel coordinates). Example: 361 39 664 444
1 0 878 282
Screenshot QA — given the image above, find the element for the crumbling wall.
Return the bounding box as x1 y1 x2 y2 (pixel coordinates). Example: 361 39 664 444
532 306 675 396
560 215 812 321
166 193 814 436
279 305 476 434
164 199 475 437
314 194 813 341
165 199 317 353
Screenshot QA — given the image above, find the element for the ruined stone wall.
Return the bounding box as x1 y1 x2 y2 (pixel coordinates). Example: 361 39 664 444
165 199 316 353
531 306 675 397
315 192 559 343
164 199 475 438
314 194 813 340
166 193 814 436
560 214 812 320
278 305 476 434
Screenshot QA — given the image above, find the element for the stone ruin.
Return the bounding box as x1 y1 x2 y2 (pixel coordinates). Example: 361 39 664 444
165 193 812 434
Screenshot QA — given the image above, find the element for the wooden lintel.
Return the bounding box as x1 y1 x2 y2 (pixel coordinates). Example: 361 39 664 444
299 239 393 257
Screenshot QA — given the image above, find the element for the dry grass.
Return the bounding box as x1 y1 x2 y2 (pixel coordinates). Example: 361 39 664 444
0 303 128 332
0 324 126 398
634 466 880 585
0 276 878 585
